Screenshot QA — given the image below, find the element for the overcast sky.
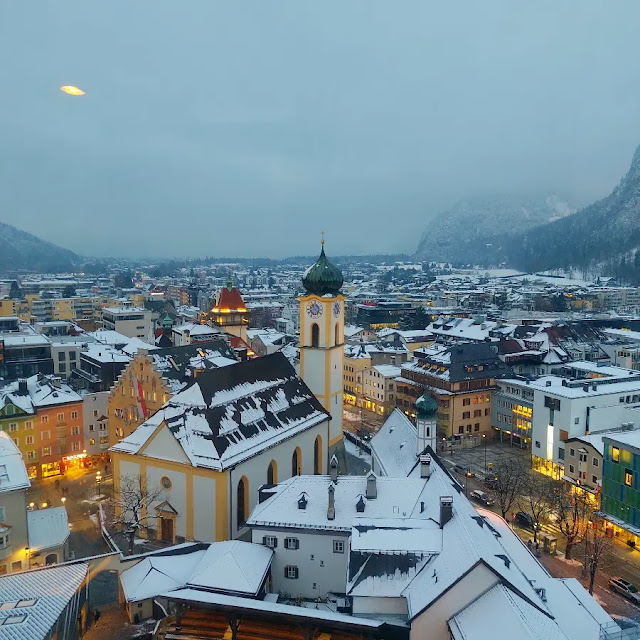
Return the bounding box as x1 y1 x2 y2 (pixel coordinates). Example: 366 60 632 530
1 1 640 259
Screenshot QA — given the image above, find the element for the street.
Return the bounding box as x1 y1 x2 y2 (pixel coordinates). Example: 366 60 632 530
27 464 112 561
446 440 640 619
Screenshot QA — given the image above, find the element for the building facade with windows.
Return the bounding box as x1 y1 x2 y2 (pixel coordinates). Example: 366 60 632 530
491 380 534 448
0 377 83 479
395 342 510 437
601 430 640 545
110 353 330 546
101 305 153 341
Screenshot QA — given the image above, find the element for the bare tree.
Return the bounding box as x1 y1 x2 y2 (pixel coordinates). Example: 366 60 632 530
519 473 555 543
552 485 592 559
489 456 529 520
110 474 163 554
583 516 614 595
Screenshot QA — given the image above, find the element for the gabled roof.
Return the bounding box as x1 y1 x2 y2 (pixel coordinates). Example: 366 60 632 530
111 353 330 470
149 341 237 392
0 563 88 640
370 409 419 478
120 541 273 603
0 432 30 494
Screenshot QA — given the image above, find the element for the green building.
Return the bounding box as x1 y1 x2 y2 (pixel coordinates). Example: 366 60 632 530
601 431 640 543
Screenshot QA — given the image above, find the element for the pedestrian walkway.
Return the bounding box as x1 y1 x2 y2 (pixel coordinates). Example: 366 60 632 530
82 605 156 640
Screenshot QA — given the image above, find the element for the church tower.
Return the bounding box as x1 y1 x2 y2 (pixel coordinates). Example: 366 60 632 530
415 392 438 454
299 240 345 449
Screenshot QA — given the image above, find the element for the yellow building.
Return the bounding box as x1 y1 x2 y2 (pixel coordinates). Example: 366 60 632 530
343 343 372 407
299 244 345 449
111 353 329 544
108 340 237 446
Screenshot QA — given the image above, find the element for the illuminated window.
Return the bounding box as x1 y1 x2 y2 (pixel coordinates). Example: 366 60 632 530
625 469 633 487
612 447 620 463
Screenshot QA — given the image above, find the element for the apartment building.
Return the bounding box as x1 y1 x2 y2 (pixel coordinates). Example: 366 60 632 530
396 342 510 438
101 304 153 341
0 377 83 479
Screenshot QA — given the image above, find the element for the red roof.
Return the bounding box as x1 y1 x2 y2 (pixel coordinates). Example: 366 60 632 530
227 335 256 357
217 286 246 311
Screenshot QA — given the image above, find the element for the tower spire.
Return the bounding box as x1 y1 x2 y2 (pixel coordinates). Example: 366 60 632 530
321 231 325 246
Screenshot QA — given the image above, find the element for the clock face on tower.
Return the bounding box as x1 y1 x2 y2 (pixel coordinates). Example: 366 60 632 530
306 301 323 318
332 301 341 317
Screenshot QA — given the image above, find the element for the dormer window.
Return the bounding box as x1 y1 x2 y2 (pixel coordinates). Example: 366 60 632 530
298 494 308 510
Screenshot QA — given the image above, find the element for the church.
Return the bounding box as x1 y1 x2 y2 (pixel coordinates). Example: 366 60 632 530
110 244 346 544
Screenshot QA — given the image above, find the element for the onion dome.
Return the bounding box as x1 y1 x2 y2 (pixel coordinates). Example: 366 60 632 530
302 243 343 296
416 392 438 419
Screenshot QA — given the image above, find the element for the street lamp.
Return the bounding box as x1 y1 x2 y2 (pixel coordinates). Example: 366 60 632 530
482 433 487 471
61 497 67 505
41 502 48 509
96 471 102 498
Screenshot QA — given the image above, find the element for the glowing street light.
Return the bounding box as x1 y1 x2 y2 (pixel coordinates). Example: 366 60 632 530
61 497 67 505
60 85 85 96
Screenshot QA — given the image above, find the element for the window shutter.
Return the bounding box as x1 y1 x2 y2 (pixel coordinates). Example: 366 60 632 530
273 537 278 548
294 567 299 579
284 566 289 578
263 536 267 545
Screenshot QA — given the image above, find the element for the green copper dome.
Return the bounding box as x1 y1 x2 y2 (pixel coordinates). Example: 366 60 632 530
302 246 343 295
416 392 438 418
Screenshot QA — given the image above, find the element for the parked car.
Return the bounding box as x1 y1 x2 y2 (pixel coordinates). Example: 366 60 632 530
609 578 640 603
453 464 467 475
515 511 535 529
470 489 494 506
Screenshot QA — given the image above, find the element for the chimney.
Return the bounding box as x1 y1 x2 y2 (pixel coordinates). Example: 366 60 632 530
17 379 28 396
420 454 432 478
366 471 377 499
440 496 453 528
582 383 589 393
356 495 366 513
327 484 335 520
330 455 339 483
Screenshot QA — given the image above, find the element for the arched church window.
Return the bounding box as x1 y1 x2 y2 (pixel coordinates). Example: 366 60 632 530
311 323 320 348
237 476 248 527
335 323 339 346
292 447 301 476
267 460 277 485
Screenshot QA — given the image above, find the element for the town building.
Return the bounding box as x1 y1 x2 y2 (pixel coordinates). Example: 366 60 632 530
108 340 237 446
0 562 89 639
503 362 640 479
355 301 416 330
298 243 345 449
0 431 30 574
171 323 222 347
207 281 249 342
491 379 534 448
396 342 510 438
101 304 153 341
110 352 330 544
426 315 516 343
601 429 640 545
360 364 401 418
0 376 83 479
0 432 71 573
0 317 54 381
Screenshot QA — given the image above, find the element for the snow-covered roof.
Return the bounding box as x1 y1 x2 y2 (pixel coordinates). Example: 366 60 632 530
0 563 87 640
27 507 70 552
370 409 419 478
371 364 401 378
111 352 329 470
120 541 273 603
357 434 611 637
247 474 432 532
172 323 220 336
81 343 131 364
0 432 30 494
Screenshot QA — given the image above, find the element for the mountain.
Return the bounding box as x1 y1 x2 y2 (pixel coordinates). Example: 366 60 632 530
0 221 79 273
507 144 640 274
415 195 574 265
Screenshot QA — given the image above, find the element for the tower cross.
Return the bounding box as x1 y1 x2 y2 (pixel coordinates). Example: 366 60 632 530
321 231 325 246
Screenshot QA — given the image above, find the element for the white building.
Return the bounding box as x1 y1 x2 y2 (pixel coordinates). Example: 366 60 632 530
171 322 223 346
101 305 153 341
82 390 109 457
246 461 434 599
500 362 640 477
